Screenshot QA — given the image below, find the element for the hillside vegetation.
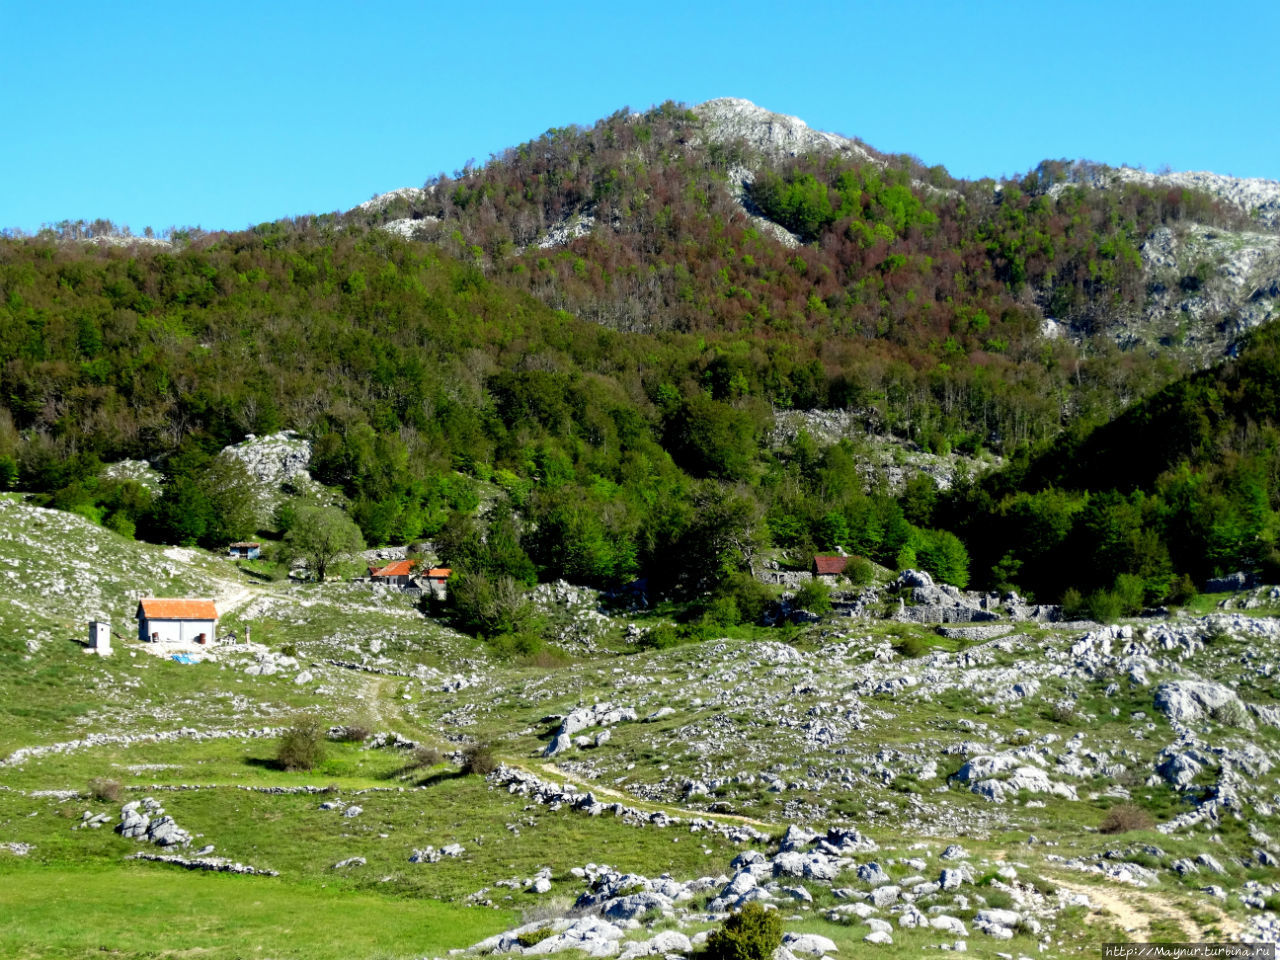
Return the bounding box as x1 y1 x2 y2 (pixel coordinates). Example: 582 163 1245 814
4 101 1280 615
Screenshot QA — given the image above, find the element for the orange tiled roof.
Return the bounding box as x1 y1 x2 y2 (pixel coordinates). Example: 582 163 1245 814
813 555 848 576
425 567 451 579
137 598 218 620
371 560 416 578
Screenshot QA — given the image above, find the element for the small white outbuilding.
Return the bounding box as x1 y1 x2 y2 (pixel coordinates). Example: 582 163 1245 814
136 598 218 645
88 620 112 655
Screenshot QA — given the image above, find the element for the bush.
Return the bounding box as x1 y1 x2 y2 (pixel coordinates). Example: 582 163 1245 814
1084 589 1122 623
636 621 713 651
1209 699 1249 728
1099 803 1155 834
280 643 298 658
448 570 534 638
1060 587 1085 619
1166 573 1197 606
88 777 123 803
793 578 831 615
705 902 782 960
892 634 930 659
515 928 555 949
332 724 371 743
410 746 443 768
276 716 327 772
843 554 876 586
1113 573 1146 615
1048 703 1078 725
462 742 498 776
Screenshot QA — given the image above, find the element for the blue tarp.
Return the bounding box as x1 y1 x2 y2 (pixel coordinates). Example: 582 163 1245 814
170 653 199 664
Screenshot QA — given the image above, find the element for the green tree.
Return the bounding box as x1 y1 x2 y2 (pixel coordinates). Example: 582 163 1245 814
198 454 259 545
285 505 365 581
446 570 534 638
916 528 970 588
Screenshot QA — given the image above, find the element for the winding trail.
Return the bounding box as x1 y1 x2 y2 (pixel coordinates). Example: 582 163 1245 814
1053 878 1220 941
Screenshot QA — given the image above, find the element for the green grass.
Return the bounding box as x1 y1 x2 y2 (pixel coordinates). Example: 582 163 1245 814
0 862 513 960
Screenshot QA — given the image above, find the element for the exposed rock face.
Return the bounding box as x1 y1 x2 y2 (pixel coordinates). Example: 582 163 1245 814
693 98 874 164
102 459 162 493
220 430 321 523
1112 168 1280 230
1154 680 1252 728
380 216 440 239
358 187 430 212
222 431 312 491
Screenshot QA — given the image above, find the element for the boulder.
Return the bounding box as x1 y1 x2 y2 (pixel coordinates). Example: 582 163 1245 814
783 933 838 955
856 862 891 887
1154 681 1251 727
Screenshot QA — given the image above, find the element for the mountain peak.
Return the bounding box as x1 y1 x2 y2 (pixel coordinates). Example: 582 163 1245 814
692 97 873 163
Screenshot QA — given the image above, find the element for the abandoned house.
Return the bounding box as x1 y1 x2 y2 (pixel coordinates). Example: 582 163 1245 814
136 598 219 645
228 542 261 560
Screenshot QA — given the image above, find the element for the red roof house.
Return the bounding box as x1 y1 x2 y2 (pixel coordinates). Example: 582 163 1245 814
136 598 218 645
369 559 417 585
812 555 849 577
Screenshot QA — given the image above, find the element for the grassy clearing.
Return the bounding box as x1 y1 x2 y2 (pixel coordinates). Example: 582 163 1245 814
0 862 513 960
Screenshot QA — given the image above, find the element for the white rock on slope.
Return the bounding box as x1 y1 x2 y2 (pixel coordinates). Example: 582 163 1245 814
693 98 874 163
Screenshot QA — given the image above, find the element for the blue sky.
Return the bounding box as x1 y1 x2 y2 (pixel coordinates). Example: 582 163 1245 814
2 0 1275 234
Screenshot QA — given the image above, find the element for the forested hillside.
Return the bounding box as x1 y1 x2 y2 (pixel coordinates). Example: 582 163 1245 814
2 99 1278 624
939 320 1280 612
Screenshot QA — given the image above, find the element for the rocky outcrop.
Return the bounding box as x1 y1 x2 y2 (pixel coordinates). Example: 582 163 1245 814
116 798 192 847
1112 168 1280 231
220 431 322 523
1154 680 1252 728
126 852 277 875
693 98 874 164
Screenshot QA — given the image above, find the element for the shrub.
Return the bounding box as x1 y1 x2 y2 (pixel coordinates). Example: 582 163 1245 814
843 554 876 586
462 742 498 776
1085 589 1122 623
332 724 371 743
1209 699 1249 728
515 928 555 949
1202 623 1233 646
88 777 123 803
1099 803 1155 834
1048 703 1078 725
488 630 544 659
1166 573 1197 606
705 902 782 960
276 716 327 772
793 578 831 615
893 634 930 659
1113 573 1146 616
410 746 443 769
280 643 298 658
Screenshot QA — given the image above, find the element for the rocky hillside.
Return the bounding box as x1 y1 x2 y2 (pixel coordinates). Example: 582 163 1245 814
355 98 1279 366
2 502 1279 956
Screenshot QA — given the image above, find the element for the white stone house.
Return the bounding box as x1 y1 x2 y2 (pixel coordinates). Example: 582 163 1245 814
136 598 219 644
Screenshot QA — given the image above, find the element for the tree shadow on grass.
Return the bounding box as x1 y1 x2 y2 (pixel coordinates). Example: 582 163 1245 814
412 768 466 788
244 756 288 772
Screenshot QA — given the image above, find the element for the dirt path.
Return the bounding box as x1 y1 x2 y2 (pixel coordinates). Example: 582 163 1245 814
1054 878 1205 940
363 675 398 730
214 583 256 617
532 761 773 829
